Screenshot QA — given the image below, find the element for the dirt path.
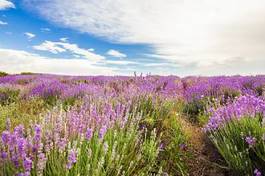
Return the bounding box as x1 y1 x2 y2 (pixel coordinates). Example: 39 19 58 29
176 114 227 176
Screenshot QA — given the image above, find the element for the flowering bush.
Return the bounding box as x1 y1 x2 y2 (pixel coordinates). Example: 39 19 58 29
205 95 265 131
206 96 265 175
0 104 157 175
0 95 187 175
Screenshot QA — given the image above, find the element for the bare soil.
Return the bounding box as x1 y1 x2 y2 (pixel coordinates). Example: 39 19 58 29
176 115 229 176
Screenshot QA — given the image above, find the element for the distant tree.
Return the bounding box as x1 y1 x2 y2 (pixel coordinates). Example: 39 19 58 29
20 72 36 75
0 71 8 77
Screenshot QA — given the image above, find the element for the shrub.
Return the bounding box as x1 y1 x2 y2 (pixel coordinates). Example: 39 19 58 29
0 88 20 105
20 72 36 75
30 82 67 106
0 98 46 132
206 95 265 175
135 97 188 175
221 88 240 105
255 85 265 96
0 106 161 176
62 97 77 110
208 117 265 175
0 96 189 176
183 98 209 122
0 71 8 77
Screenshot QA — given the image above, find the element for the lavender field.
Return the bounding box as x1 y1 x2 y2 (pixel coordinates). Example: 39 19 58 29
1 0 265 175
0 73 264 175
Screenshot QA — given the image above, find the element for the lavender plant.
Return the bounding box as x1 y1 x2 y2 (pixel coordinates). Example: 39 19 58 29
206 95 265 175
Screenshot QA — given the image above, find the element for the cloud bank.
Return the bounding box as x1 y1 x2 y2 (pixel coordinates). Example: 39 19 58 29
0 48 117 75
3 0 263 75
0 0 15 10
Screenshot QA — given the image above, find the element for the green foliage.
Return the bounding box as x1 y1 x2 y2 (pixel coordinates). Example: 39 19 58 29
208 116 265 175
0 98 46 132
197 112 210 126
135 96 173 131
43 95 59 107
62 97 78 111
43 117 160 176
20 72 36 75
183 95 229 123
0 95 189 175
183 98 208 122
221 88 241 105
16 79 32 85
158 114 188 175
135 97 188 175
255 85 265 96
0 88 20 105
0 71 8 77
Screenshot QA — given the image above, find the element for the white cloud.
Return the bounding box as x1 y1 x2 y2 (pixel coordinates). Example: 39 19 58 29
33 41 66 54
60 37 68 42
40 28 50 32
0 48 263 76
107 49 127 58
0 20 7 25
24 32 36 39
33 40 105 62
0 48 117 75
23 0 265 75
0 0 15 10
104 60 136 65
73 54 80 58
144 63 176 67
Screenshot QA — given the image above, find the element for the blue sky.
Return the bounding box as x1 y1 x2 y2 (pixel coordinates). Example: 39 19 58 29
0 0 264 76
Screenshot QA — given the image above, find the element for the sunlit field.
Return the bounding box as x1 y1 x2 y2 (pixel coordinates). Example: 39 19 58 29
0 73 264 175
1 0 265 175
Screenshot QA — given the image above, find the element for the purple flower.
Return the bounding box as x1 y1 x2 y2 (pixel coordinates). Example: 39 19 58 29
85 128 93 140
23 157 32 172
205 95 265 131
67 149 77 169
245 136 256 148
1 151 8 159
139 124 146 130
179 143 187 151
11 154 20 168
17 138 27 158
58 138 67 151
254 169 262 176
37 153 47 173
1 131 10 145
16 172 30 176
34 125 41 138
14 125 24 138
33 124 42 152
159 143 165 150
99 125 107 139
